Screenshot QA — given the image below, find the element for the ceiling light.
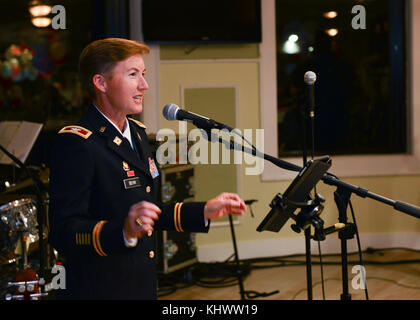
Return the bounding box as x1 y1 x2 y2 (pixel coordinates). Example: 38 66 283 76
282 41 300 54
288 34 299 43
326 28 339 37
323 11 338 19
29 4 52 17
31 17 52 28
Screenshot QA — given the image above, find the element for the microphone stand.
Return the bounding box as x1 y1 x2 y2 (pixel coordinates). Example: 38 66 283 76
300 89 314 300
0 144 48 286
204 129 420 300
320 174 420 300
300 71 319 300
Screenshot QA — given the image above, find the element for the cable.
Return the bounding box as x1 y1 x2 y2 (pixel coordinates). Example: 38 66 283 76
157 271 195 298
291 278 341 300
365 247 420 254
317 240 326 300
365 276 420 290
349 199 369 300
291 276 420 300
231 128 257 152
245 247 420 267
191 260 253 289
245 289 280 299
157 247 420 298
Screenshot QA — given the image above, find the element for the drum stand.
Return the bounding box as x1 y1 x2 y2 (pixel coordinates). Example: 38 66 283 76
0 144 48 280
0 143 49 300
5 227 48 300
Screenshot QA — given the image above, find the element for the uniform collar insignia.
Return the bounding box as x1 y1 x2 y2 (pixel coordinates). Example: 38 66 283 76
113 136 122 146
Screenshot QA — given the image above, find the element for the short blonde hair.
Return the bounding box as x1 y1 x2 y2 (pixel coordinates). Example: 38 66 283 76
78 38 150 99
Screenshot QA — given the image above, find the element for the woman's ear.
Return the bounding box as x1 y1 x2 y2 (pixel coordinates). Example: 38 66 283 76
92 74 107 93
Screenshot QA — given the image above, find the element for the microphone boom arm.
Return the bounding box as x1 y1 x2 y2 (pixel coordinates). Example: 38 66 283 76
206 130 420 220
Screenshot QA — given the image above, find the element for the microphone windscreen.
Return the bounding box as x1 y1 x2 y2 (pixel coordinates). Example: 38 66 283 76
304 71 317 85
163 103 179 121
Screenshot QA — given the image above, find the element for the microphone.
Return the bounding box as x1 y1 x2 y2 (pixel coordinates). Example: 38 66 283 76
163 103 233 131
304 71 317 118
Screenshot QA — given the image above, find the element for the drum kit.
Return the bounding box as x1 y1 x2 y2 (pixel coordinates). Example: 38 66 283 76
0 166 51 300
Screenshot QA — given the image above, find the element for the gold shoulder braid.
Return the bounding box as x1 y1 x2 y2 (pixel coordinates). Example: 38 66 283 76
128 118 147 129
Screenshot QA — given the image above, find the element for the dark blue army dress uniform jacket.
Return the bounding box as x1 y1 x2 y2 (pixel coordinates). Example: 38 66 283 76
48 105 209 300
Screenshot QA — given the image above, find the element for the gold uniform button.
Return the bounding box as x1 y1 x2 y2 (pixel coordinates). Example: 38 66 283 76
149 250 155 259
146 186 151 193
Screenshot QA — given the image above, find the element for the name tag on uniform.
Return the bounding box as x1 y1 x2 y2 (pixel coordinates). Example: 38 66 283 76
123 177 141 189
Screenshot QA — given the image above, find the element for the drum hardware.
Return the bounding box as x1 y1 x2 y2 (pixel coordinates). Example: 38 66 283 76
0 198 39 257
0 196 50 300
6 277 47 300
5 292 48 300
14 215 42 299
4 227 48 300
0 144 49 280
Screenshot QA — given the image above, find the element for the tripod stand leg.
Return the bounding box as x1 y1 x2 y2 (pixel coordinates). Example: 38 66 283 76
228 215 246 300
334 187 352 300
340 239 351 300
304 227 313 300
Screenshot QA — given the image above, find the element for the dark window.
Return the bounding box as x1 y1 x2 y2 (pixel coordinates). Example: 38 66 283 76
276 0 408 157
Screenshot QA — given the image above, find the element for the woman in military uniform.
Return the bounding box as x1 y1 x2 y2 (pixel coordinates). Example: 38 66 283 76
48 38 247 300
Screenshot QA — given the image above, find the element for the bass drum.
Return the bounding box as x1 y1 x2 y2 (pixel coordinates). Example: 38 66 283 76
0 198 38 258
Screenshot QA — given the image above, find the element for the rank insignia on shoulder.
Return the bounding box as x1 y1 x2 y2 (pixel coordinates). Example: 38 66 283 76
58 126 92 139
128 117 147 129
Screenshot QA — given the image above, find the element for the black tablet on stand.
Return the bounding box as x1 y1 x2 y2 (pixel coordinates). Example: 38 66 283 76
257 156 332 233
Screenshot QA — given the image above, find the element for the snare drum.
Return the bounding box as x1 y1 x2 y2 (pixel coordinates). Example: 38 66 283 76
0 198 38 257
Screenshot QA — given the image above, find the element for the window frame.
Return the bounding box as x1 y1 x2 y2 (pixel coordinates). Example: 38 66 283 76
259 0 419 181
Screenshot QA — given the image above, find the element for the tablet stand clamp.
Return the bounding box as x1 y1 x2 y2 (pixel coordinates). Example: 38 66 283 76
269 192 327 241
